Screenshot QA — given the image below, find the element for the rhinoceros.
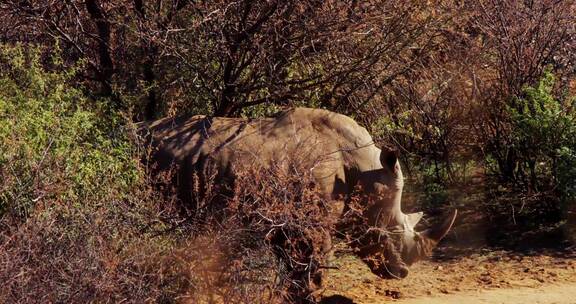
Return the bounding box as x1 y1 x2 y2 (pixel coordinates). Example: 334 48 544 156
138 107 456 279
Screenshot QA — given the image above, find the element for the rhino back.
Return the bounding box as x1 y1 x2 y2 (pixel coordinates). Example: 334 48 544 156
142 108 382 195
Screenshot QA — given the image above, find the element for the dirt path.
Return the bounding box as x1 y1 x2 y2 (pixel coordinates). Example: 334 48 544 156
319 248 576 304
396 283 576 304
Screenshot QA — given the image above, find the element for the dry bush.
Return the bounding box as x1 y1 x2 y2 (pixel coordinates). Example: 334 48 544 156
0 44 182 302
153 151 401 302
0 0 446 119
180 155 340 303
0 148 381 303
0 186 177 303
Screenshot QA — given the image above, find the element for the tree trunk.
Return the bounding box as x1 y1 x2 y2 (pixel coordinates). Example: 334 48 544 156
85 0 120 108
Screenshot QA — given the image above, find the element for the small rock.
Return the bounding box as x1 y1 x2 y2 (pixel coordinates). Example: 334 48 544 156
384 290 402 299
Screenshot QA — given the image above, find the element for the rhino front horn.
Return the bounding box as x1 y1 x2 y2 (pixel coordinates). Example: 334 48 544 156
422 209 457 243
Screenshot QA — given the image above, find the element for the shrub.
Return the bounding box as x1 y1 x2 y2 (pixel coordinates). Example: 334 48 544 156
507 71 576 198
481 71 576 245
0 44 140 223
0 44 164 303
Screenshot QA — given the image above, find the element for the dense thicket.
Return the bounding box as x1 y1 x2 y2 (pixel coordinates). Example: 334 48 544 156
1 0 449 119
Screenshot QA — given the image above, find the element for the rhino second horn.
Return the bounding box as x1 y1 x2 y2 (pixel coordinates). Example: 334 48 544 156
406 212 424 229
422 209 457 243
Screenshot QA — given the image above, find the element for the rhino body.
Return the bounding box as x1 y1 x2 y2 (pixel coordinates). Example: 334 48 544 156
139 107 456 278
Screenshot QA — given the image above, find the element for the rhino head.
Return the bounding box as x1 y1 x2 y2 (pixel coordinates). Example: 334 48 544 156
355 149 457 279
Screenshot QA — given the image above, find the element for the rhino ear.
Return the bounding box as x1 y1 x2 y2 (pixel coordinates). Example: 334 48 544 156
406 212 424 229
380 148 399 171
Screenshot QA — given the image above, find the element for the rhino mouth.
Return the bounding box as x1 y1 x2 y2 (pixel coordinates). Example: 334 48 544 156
351 226 408 279
374 262 410 279
354 239 409 279
353 210 458 279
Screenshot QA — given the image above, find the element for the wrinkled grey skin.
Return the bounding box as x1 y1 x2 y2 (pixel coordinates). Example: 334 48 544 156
138 107 457 279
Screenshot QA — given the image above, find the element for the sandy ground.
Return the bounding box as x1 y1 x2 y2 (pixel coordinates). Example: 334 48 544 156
395 283 576 304
318 247 576 304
